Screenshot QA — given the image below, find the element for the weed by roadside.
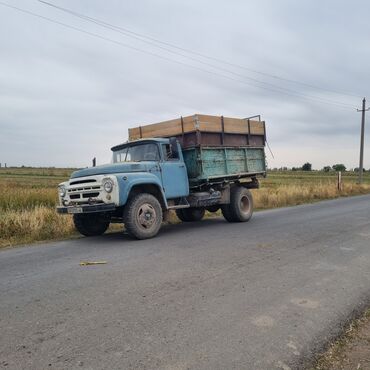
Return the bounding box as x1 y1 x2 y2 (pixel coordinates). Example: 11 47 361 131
0 206 76 247
313 309 370 370
253 182 370 210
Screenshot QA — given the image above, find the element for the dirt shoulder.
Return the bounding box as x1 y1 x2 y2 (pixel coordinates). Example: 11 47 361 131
313 309 370 370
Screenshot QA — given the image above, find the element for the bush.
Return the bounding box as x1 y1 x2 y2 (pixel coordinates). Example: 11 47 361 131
333 164 346 172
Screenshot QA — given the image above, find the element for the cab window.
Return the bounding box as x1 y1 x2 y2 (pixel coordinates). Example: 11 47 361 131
113 143 160 162
162 144 179 161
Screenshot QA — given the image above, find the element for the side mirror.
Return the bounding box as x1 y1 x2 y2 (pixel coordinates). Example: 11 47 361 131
169 137 179 159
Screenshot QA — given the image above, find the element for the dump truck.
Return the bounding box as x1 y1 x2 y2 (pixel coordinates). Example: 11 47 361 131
57 114 266 239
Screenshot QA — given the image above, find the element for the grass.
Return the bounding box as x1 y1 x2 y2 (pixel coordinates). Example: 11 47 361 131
1 206 76 247
0 168 77 247
253 170 370 209
253 182 370 210
312 309 370 370
1 167 370 248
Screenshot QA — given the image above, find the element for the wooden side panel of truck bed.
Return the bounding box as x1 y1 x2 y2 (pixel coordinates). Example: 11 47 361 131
128 114 266 142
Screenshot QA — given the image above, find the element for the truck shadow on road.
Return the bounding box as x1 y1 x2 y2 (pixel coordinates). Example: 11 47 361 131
80 217 240 246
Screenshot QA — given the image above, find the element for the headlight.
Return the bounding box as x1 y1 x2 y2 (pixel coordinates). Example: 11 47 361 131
103 178 114 193
58 185 66 197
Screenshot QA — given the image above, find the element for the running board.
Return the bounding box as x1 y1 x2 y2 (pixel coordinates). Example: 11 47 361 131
167 204 190 210
167 197 190 210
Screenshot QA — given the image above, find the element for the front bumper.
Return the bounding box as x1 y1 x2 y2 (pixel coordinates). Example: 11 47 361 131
57 203 116 214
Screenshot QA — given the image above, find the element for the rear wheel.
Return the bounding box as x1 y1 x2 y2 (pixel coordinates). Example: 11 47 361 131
221 187 253 222
124 193 163 239
176 207 205 222
73 213 110 236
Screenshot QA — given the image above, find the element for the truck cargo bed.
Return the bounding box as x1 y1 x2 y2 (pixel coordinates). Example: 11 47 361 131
129 114 266 148
183 146 266 187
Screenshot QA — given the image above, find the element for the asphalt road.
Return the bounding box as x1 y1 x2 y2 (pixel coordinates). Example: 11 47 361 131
1 195 370 370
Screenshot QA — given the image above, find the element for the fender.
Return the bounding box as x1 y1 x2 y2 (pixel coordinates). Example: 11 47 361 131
116 172 168 208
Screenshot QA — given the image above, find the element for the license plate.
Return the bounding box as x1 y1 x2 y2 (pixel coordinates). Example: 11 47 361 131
67 207 83 214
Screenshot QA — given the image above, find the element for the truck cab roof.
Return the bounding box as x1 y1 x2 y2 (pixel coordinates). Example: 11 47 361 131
111 138 169 152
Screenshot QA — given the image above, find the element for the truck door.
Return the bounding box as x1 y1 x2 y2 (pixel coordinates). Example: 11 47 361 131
160 143 189 199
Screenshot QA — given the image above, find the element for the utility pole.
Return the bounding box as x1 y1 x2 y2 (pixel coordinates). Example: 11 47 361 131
357 97 369 184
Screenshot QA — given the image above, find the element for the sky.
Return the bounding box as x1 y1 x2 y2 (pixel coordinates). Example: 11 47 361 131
0 0 369 169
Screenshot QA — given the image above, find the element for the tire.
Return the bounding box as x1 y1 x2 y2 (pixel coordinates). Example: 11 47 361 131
123 193 163 240
176 207 205 222
206 205 220 213
73 213 110 237
221 187 253 222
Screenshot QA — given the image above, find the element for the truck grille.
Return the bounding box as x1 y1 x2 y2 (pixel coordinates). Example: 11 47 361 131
68 186 100 192
67 180 102 203
70 179 97 186
70 192 100 199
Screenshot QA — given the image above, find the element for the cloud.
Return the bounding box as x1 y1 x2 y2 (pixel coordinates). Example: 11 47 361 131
0 0 368 169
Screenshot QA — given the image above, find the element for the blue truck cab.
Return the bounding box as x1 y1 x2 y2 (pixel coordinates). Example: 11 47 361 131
57 135 265 239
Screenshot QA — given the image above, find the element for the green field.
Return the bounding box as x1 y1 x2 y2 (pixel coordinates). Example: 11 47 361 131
1 167 370 248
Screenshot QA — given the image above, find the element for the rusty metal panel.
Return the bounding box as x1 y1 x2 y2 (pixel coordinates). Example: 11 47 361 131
249 136 265 146
224 134 248 146
182 146 266 187
174 132 264 148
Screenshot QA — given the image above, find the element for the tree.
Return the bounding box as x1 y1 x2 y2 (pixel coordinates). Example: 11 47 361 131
302 162 312 171
332 164 346 172
323 166 331 172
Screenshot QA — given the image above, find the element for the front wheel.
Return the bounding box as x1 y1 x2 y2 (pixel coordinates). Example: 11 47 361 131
73 213 110 236
176 207 205 222
124 193 163 239
221 187 253 222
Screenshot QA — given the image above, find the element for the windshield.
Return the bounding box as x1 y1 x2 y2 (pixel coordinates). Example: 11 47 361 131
113 143 160 163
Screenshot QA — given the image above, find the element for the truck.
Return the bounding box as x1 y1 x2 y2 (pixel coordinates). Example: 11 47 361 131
57 114 266 239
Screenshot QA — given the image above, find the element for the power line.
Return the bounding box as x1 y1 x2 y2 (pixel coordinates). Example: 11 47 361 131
0 2 357 109
36 0 358 108
39 0 362 99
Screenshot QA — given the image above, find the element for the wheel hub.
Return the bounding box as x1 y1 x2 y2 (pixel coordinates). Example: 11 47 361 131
240 195 250 213
137 203 156 229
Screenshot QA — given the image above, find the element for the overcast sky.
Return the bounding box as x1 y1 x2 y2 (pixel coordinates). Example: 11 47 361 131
0 0 369 169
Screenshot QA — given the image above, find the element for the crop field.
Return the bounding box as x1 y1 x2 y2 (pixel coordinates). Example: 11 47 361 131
1 167 370 248
254 170 370 210
0 168 76 248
